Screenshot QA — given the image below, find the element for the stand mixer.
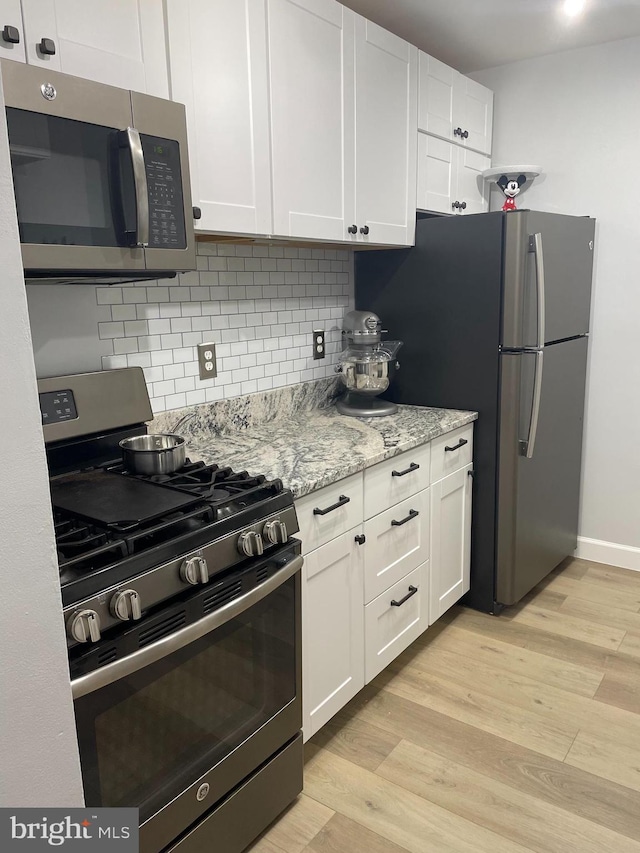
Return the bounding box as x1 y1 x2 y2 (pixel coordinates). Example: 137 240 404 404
335 310 402 417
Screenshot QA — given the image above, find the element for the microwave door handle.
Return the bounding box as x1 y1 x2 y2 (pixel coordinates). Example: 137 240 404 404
70 554 303 700
125 127 149 248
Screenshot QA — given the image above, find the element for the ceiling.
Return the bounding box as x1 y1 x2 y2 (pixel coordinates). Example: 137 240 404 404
340 0 640 73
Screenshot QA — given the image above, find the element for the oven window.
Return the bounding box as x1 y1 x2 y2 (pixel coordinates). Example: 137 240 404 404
75 578 296 821
6 108 132 247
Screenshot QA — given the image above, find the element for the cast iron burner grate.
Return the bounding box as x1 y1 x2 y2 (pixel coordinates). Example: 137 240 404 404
54 461 287 591
54 503 215 579
106 460 284 521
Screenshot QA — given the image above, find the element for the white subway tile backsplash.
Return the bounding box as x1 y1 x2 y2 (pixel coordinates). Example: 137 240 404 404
112 305 138 321
95 242 354 412
98 321 124 339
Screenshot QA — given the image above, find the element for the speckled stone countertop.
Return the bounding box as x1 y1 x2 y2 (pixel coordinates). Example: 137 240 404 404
152 378 477 499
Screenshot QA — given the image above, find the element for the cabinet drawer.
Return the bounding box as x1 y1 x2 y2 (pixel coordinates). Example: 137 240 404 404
365 565 423 682
364 443 431 520
430 424 473 483
295 472 363 554
363 487 429 603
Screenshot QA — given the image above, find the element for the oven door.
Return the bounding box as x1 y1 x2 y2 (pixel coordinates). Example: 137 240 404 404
72 545 302 853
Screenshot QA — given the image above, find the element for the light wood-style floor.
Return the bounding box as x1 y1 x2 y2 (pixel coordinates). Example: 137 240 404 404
249 557 640 853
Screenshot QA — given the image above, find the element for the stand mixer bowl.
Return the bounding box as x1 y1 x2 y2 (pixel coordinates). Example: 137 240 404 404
336 342 401 396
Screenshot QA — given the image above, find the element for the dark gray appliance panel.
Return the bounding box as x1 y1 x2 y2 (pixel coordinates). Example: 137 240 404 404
496 336 588 604
525 212 595 346
356 211 505 613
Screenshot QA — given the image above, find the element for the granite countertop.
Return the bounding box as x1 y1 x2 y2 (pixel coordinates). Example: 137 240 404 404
184 405 477 498
152 378 477 498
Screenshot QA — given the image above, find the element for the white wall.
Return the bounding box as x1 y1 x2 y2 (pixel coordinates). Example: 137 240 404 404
0 71 84 806
473 36 640 570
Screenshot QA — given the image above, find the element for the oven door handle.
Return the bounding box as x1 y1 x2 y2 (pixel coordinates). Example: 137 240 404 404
71 554 303 700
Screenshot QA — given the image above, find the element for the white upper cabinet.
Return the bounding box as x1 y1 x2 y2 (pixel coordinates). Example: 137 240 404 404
166 0 272 236
354 15 417 246
19 0 167 95
418 49 493 156
0 0 26 63
456 146 490 214
417 52 455 140
417 133 489 215
417 134 455 215
453 74 493 156
268 0 354 241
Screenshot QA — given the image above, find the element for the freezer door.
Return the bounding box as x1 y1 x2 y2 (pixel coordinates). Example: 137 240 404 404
502 211 595 348
496 337 588 605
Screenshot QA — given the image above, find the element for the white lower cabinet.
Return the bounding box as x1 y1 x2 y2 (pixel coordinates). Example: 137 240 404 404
429 463 473 624
364 564 424 682
363 487 429 603
300 427 473 740
302 526 364 740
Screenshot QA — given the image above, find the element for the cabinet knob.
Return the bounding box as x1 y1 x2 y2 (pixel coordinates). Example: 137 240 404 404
461 130 469 139
354 534 366 545
39 37 56 55
460 201 467 210
192 206 202 220
2 24 20 44
454 127 463 137
452 201 460 210
359 225 370 236
347 224 357 234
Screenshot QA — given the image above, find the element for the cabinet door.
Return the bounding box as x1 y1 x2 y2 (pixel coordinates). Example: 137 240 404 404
429 463 472 624
453 74 493 155
20 0 166 93
302 528 364 739
268 0 355 241
354 15 417 246
166 0 272 236
455 147 490 215
416 133 455 215
0 0 26 62
417 51 455 141
19 0 60 70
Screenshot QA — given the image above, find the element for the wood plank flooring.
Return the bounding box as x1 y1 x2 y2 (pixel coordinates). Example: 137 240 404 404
249 558 640 853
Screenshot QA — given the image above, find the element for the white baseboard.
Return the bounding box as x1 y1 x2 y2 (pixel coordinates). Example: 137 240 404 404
575 537 640 573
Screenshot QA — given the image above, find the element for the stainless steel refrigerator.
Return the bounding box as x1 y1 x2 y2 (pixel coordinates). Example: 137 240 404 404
356 210 595 613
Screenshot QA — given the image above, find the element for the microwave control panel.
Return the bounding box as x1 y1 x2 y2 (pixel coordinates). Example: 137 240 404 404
141 134 187 250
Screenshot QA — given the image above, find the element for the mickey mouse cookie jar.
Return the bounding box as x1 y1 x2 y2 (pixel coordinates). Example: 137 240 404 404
481 165 542 212
497 174 526 211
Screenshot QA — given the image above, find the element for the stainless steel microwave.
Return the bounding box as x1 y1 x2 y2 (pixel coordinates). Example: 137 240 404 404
1 60 197 283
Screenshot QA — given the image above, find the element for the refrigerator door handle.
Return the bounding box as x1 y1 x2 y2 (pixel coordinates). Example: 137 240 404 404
529 232 546 348
521 350 544 459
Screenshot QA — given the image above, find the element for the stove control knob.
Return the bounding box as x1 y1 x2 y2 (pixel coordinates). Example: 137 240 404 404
238 530 264 557
67 609 101 643
180 555 209 586
263 519 288 545
110 589 142 621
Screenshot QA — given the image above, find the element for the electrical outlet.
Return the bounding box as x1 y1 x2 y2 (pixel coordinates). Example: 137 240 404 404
312 329 325 360
197 342 217 380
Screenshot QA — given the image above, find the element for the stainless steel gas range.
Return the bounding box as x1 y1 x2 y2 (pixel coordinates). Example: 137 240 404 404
40 368 303 853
